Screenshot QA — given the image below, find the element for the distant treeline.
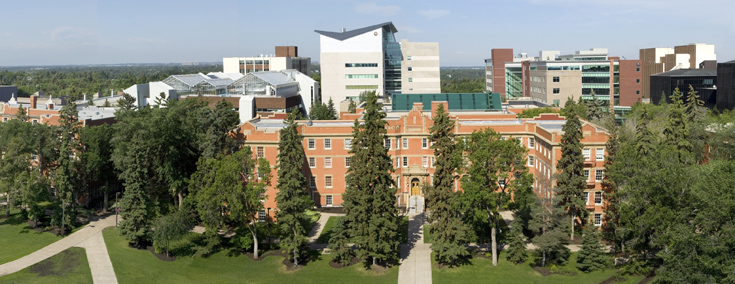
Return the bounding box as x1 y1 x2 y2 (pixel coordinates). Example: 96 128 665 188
440 68 486 93
0 64 222 100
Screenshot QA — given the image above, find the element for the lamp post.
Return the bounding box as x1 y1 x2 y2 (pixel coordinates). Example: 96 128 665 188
115 192 120 227
266 207 271 250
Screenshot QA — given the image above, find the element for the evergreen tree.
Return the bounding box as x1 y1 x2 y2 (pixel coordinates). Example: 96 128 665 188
275 110 312 266
328 218 355 266
117 93 137 111
80 124 116 212
663 87 692 163
585 91 607 121
600 122 622 251
685 84 704 121
15 106 28 122
343 90 399 267
556 98 588 241
327 98 337 119
529 187 570 267
199 99 239 159
685 84 707 163
427 103 469 267
117 140 154 246
505 223 528 264
348 100 357 114
54 102 83 235
577 226 609 272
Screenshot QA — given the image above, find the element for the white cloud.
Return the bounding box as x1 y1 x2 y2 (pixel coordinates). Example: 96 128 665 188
418 9 450 19
355 2 401 16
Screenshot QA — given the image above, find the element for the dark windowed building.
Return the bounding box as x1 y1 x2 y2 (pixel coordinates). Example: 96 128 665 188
650 69 717 108
717 60 735 110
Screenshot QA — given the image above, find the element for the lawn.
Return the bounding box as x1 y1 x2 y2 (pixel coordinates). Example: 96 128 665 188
432 251 646 284
103 227 398 284
316 216 409 244
0 247 92 284
0 211 64 265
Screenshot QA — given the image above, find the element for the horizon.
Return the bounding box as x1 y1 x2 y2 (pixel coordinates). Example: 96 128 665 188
1 0 733 67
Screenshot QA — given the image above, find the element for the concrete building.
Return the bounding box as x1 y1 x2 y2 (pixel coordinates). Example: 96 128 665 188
235 96 610 226
717 60 735 110
231 69 319 122
315 22 440 104
487 48 642 107
1 93 119 126
223 46 311 76
640 43 716 99
650 69 717 108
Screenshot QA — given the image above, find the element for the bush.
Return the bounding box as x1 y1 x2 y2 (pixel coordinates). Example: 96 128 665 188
19 209 29 221
231 227 254 252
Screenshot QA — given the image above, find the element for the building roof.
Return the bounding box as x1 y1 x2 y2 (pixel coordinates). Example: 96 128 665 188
250 71 297 86
168 74 210 87
391 93 503 112
315 22 397 41
652 69 717 77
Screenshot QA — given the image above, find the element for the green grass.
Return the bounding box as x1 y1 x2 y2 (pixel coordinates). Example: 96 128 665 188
316 216 409 244
0 247 93 284
0 212 64 264
104 227 398 284
423 224 433 243
303 210 321 236
432 251 646 284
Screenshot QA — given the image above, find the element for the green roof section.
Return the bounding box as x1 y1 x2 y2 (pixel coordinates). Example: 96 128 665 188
391 93 502 112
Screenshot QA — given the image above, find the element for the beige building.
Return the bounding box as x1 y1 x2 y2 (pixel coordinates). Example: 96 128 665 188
640 43 716 98
223 46 310 76
400 40 440 94
529 69 583 106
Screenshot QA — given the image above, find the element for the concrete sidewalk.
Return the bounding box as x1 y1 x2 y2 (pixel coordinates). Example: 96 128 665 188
75 230 118 284
308 212 344 250
0 214 118 283
398 213 432 284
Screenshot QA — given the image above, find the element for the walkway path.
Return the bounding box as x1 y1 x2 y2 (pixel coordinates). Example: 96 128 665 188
397 213 432 284
307 212 343 250
0 214 118 284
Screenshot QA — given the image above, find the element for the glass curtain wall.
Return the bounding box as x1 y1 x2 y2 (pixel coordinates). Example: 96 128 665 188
505 66 523 98
383 27 402 94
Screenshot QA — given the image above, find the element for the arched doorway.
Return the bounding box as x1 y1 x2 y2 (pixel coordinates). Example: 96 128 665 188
411 178 421 196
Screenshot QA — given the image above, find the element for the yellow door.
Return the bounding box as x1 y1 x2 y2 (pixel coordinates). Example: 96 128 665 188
411 180 420 196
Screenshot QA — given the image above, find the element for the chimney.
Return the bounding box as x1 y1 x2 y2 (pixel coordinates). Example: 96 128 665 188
31 95 38 109
341 28 346 33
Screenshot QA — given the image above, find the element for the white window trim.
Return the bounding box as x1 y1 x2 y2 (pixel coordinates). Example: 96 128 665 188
325 195 333 206
324 157 332 168
308 139 315 150
344 139 351 149
596 148 604 161
310 175 317 188
594 213 602 226
422 138 428 149
422 156 428 167
528 137 535 148
325 176 333 188
528 156 534 167
403 138 408 149
594 191 603 205
583 148 591 160
345 157 350 168
308 157 316 168
324 139 331 150
403 157 408 167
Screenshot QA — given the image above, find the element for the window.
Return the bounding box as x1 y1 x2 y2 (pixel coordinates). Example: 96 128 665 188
553 76 560 82
403 138 408 149
308 139 315 149
636 79 640 83
595 170 604 181
309 176 316 188
596 148 604 161
32 120 38 125
407 67 412 71
423 156 429 167
258 210 266 223
528 137 535 148
583 148 591 160
584 170 590 181
594 213 602 226
325 157 332 168
422 138 428 149
583 192 589 205
553 99 560 106
344 139 351 149
257 147 264 158
407 56 412 60
636 90 640 95
2 117 7 122
553 88 560 94
324 139 331 149
345 74 379 79
528 156 534 167
31 154 38 161
325 176 333 188
408 78 413 82
308 157 316 168
403 157 408 167
345 85 378 90
636 67 640 72
430 157 435 167
595 192 603 205
345 157 351 167
384 138 391 149
326 195 333 206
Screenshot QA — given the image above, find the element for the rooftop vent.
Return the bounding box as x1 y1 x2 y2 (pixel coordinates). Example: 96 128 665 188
341 28 346 33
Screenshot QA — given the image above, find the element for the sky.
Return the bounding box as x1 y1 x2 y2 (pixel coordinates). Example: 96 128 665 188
0 0 734 67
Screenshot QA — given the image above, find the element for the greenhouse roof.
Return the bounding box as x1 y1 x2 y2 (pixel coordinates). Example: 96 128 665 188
391 93 502 112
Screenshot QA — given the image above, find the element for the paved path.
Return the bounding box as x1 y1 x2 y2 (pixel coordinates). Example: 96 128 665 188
308 212 343 250
398 213 432 284
0 214 118 284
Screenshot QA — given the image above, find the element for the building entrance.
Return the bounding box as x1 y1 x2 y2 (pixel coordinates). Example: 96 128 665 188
411 178 421 196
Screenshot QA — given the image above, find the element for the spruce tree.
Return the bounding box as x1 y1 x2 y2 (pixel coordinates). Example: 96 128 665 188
117 140 153 246
529 188 570 267
577 226 609 272
327 98 337 119
55 102 83 235
600 122 621 250
685 84 707 163
328 218 355 266
348 100 357 114
427 103 469 267
275 110 312 266
506 223 528 264
15 106 29 122
343 90 399 266
663 87 692 162
556 98 588 241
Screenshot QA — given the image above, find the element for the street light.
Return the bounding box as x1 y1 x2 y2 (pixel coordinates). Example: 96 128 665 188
115 192 120 228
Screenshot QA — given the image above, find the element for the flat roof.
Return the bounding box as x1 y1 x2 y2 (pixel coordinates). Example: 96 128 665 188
391 93 503 111
315 22 396 41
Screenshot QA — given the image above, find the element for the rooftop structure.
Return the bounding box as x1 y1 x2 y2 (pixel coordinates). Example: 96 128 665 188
223 46 311 76
640 43 716 99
